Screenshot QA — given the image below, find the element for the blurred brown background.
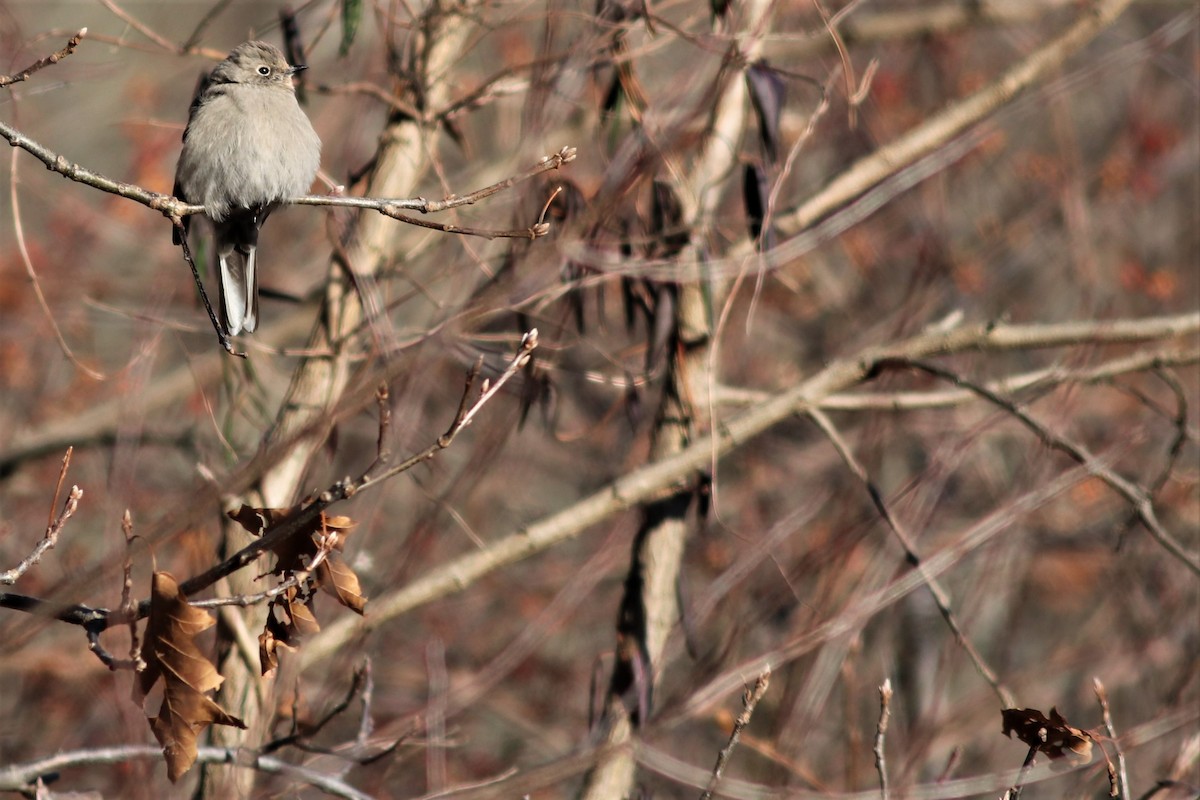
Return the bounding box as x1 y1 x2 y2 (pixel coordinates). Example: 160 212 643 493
0 1 1196 798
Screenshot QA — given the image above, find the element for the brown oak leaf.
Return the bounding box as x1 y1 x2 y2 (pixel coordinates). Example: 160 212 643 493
259 584 322 674
228 505 366 674
1002 706 1093 767
134 572 246 782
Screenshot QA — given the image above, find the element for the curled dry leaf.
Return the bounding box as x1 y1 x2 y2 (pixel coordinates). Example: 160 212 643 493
134 572 246 782
228 505 367 675
1002 706 1094 767
259 584 322 675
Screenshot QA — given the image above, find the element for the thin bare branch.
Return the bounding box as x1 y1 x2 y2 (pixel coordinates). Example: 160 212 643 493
97 0 179 53
0 28 87 88
1 449 82 586
0 116 573 236
0 744 373 799
893 359 1200 576
700 666 771 800
807 406 1016 707
9 150 106 378
874 678 894 800
1095 677 1131 800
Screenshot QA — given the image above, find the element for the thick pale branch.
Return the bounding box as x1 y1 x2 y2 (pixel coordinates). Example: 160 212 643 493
0 333 537 637
781 0 1137 233
561 0 1141 280
298 313 1199 668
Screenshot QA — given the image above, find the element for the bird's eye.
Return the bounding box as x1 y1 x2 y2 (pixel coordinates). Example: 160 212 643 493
257 65 271 76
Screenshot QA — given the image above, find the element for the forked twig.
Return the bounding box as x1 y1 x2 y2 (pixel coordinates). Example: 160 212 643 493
891 358 1200 576
1 449 82 585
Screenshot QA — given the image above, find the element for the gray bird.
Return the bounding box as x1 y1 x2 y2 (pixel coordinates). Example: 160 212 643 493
173 41 321 335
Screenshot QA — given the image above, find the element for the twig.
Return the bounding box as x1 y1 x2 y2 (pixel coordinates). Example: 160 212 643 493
98 0 179 53
807 407 1016 707
874 678 893 800
168 330 537 608
700 665 771 800
41 27 225 59
812 0 869 128
1094 677 1130 800
1 449 82 585
363 383 393 479
313 80 421 117
173 217 242 356
84 511 143 671
367 210 548 241
182 0 234 51
47 446 72 529
290 146 576 215
892 359 1200 577
0 116 572 234
191 573 305 609
1114 368 1192 545
1006 746 1040 800
10 150 105 379
0 744 373 799
261 662 378 756
0 28 87 88
87 625 140 671
120 510 145 671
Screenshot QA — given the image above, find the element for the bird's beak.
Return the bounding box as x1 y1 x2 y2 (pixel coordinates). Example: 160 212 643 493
286 65 308 76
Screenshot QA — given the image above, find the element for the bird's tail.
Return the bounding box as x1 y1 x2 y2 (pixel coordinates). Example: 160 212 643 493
214 212 263 335
218 244 258 335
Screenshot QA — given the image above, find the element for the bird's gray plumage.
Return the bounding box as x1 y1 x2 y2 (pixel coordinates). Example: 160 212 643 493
173 41 321 335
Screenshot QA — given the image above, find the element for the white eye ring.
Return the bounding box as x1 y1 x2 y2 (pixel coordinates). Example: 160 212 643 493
257 65 271 76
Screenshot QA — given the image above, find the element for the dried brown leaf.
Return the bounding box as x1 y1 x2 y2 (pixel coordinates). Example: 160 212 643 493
135 572 246 781
229 505 367 673
1002 706 1094 767
317 557 367 613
